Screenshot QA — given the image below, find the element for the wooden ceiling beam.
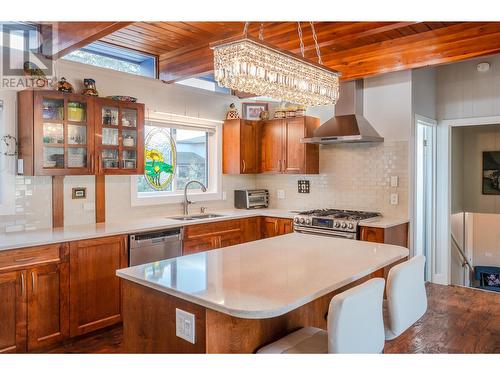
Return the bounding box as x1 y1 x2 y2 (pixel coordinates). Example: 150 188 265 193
49 22 133 59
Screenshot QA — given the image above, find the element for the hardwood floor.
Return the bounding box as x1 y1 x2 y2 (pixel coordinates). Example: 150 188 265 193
46 283 499 354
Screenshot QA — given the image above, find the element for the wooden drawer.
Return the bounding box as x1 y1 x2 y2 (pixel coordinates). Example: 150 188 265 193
0 244 61 272
184 219 242 239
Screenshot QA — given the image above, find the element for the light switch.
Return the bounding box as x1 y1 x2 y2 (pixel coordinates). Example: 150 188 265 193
390 176 399 187
390 193 399 205
222 191 227 201
176 308 196 344
277 189 285 199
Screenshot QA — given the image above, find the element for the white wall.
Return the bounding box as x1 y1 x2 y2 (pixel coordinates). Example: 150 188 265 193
437 55 500 121
364 70 412 142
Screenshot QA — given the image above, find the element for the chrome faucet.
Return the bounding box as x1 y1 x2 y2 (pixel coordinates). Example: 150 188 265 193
182 180 207 216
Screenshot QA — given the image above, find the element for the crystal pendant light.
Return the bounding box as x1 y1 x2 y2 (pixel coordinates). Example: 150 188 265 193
211 22 341 106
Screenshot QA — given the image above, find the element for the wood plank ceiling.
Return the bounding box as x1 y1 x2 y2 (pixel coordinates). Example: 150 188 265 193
55 21 500 82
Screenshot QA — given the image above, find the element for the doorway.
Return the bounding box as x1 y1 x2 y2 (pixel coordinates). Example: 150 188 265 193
414 115 437 281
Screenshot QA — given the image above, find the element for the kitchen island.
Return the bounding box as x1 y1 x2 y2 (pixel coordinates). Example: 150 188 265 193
116 233 409 353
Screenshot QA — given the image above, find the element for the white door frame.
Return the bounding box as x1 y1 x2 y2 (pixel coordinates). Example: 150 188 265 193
436 114 500 285
414 114 437 282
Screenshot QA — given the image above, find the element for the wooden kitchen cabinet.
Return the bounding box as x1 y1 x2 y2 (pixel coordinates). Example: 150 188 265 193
223 119 259 174
69 235 128 337
359 223 409 247
260 119 284 173
17 90 145 176
0 243 68 353
259 117 320 174
262 217 294 238
94 98 145 175
18 90 95 176
241 217 262 243
26 262 69 351
0 271 26 353
183 219 243 255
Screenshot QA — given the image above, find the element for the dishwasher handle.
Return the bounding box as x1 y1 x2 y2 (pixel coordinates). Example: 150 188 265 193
130 229 183 248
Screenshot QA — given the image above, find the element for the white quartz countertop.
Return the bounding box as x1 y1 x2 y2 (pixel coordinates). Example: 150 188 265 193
0 209 295 252
116 233 409 319
360 217 409 229
0 207 408 252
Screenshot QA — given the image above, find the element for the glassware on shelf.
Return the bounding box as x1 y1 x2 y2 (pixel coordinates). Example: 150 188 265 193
121 108 137 127
43 147 64 168
43 123 64 144
102 128 119 146
123 150 137 169
102 149 119 169
68 124 87 145
68 101 87 122
122 129 137 147
102 107 118 126
67 148 87 168
42 98 64 120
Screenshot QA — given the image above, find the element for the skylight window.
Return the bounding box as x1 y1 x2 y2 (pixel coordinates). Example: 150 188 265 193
64 41 156 78
176 74 230 94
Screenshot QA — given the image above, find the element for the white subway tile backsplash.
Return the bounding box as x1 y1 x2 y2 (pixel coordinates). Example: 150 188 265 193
255 141 408 217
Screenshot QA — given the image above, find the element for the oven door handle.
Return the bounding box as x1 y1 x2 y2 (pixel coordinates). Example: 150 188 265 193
294 226 356 239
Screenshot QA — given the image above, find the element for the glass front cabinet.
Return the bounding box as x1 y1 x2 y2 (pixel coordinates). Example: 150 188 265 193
94 98 144 175
17 90 144 176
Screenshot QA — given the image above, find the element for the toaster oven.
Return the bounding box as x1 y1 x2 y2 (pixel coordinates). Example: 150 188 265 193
234 189 269 209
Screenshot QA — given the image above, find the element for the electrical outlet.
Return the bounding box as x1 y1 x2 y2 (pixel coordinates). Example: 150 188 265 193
298 180 310 193
390 193 399 205
222 191 227 200
277 189 285 199
390 176 399 187
176 308 196 344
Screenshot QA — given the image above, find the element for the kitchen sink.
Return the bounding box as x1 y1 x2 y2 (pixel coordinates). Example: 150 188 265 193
169 213 226 221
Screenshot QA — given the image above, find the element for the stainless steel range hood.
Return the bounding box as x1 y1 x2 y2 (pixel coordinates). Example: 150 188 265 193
302 80 384 144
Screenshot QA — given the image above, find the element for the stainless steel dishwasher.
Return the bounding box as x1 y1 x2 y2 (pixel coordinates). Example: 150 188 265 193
129 227 183 266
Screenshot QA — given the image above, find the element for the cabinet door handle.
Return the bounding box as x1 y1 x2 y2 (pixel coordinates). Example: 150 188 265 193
31 272 35 293
21 273 25 297
97 155 101 173
242 159 246 173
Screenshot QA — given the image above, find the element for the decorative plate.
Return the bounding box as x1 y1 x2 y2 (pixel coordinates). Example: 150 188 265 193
106 95 138 102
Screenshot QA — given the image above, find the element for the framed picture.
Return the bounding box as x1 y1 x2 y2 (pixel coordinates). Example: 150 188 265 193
242 102 268 120
482 151 500 195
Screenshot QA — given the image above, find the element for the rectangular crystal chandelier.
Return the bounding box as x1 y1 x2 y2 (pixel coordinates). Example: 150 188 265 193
211 35 341 106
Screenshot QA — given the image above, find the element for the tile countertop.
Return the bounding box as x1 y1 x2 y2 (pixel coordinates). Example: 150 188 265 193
116 233 409 319
0 208 408 252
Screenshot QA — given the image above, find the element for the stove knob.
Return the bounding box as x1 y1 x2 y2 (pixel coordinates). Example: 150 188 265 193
305 219 311 225
294 217 299 224
348 223 354 229
341 222 347 229
334 221 341 228
299 218 305 224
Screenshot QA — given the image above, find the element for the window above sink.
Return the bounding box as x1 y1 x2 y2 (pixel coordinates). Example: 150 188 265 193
130 114 223 207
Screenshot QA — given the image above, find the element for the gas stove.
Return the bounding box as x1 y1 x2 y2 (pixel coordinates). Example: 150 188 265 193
293 209 381 239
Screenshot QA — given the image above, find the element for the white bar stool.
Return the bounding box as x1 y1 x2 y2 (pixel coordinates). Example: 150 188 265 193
384 255 427 340
257 278 386 354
